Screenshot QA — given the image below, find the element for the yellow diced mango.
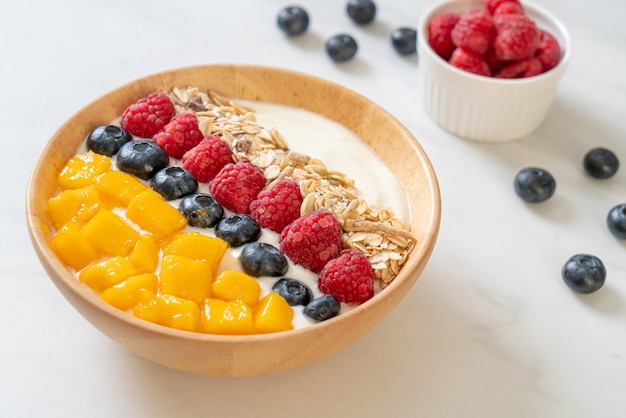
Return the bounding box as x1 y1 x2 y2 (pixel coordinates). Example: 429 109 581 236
126 189 187 238
80 209 140 257
57 151 111 190
254 292 294 334
79 256 138 292
212 270 261 307
201 298 256 335
50 222 100 271
100 273 158 311
129 234 160 273
159 254 212 303
93 170 148 208
163 232 227 273
46 186 102 230
133 294 201 332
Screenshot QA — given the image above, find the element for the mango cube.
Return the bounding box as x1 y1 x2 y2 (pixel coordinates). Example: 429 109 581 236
129 234 160 273
201 298 256 335
80 209 140 257
46 186 101 230
212 270 261 307
163 232 227 273
159 254 213 303
57 151 110 190
100 273 158 311
50 222 100 271
254 292 294 333
126 189 187 238
93 169 148 208
79 256 138 292
134 294 201 332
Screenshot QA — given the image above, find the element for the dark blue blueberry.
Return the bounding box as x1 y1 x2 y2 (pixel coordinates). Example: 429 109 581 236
178 193 224 228
607 203 626 239
514 167 556 203
346 0 377 25
391 27 417 55
150 166 198 201
277 6 310 36
215 214 261 247
272 278 313 306
116 140 169 180
326 34 358 62
303 294 341 321
240 242 289 277
86 125 132 156
561 254 606 294
584 147 619 179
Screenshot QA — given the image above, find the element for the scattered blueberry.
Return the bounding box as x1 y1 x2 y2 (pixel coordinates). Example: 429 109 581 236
346 0 377 25
391 27 417 55
86 125 132 156
240 242 289 277
561 254 606 294
272 278 313 306
514 167 556 203
583 147 619 179
303 294 341 321
215 214 261 247
326 34 358 62
178 193 224 228
607 203 626 239
277 5 310 36
116 139 169 180
150 166 198 201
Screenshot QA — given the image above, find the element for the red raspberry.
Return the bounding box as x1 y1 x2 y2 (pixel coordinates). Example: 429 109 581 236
485 48 507 74
250 179 303 233
181 135 233 182
449 47 491 77
535 29 561 72
428 13 460 60
318 249 374 304
279 210 342 273
209 160 265 214
493 1 524 16
450 9 495 56
493 14 539 60
154 112 204 159
495 57 542 78
485 0 520 15
120 92 175 138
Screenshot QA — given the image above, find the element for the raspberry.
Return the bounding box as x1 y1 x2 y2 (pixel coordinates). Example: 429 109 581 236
493 1 523 16
181 135 233 182
209 160 265 214
449 47 491 77
318 249 374 304
154 112 204 159
427 12 460 60
250 179 303 233
495 57 542 78
485 48 507 74
485 0 520 15
279 210 342 273
535 29 561 71
493 14 539 60
450 9 495 56
120 92 175 138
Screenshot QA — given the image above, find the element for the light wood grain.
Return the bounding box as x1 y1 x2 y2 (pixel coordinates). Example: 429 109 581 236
26 64 441 376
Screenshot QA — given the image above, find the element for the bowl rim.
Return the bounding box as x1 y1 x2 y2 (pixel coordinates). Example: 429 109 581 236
26 64 441 347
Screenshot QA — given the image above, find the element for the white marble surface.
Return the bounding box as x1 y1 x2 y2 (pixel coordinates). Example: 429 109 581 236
2 0 625 416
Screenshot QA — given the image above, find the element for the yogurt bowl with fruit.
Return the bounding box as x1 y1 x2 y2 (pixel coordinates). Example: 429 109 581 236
26 64 441 376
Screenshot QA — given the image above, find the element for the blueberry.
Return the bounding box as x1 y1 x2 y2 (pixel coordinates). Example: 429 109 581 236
607 203 626 239
272 278 313 306
561 254 606 294
86 125 132 156
116 140 169 180
346 0 377 25
514 167 556 203
215 214 261 247
326 34 358 62
179 193 224 228
240 242 289 277
391 27 417 55
150 166 198 201
583 147 619 179
277 6 310 36
303 294 341 321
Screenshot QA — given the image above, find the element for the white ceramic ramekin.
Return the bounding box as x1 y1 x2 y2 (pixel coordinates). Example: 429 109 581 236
417 0 571 142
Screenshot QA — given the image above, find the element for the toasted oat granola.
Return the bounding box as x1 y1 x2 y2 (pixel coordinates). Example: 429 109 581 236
168 86 415 285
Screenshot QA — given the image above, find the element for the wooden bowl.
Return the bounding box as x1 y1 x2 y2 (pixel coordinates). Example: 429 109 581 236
26 64 441 376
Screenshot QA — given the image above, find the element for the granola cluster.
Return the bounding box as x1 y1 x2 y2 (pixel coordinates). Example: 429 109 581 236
168 87 415 285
